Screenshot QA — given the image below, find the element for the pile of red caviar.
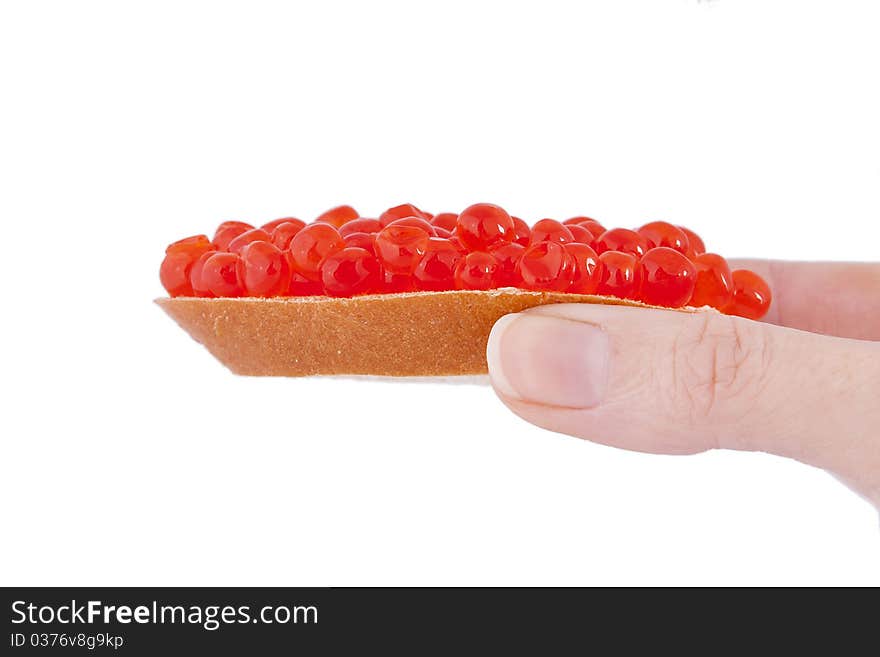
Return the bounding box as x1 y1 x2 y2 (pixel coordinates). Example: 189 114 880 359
160 203 772 319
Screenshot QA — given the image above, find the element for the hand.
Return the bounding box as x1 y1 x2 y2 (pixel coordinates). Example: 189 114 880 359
486 261 880 506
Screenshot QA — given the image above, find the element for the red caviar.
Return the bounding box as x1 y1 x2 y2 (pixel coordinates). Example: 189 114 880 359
455 252 500 290
594 228 649 258
375 224 430 275
690 253 733 309
315 205 359 228
679 226 706 256
455 203 515 251
565 243 603 294
227 228 271 255
289 223 345 281
530 219 575 245
567 224 593 245
724 270 772 320
239 241 289 297
637 221 690 255
320 247 380 297
386 216 437 236
565 218 606 239
382 271 416 293
414 238 464 291
638 247 697 308
596 250 641 299
201 252 246 297
262 217 303 233
212 221 253 251
511 217 531 246
271 221 306 250
379 203 430 226
287 268 322 296
166 234 213 255
339 218 382 237
490 242 526 287
159 235 214 297
160 203 770 316
430 212 458 232
517 242 574 292
189 250 218 297
581 221 606 240
343 231 377 254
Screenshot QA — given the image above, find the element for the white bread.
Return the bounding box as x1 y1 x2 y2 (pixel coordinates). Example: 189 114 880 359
157 289 700 377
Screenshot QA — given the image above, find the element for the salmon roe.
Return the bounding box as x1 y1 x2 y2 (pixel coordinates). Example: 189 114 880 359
160 203 771 318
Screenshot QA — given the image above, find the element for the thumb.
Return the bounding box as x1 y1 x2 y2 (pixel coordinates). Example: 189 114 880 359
486 303 880 505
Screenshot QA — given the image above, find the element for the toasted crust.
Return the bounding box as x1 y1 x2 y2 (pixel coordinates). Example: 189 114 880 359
157 290 699 377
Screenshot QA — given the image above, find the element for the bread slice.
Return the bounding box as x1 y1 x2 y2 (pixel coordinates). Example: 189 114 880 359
157 290 698 377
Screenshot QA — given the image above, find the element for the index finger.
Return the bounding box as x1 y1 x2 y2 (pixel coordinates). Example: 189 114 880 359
726 259 880 341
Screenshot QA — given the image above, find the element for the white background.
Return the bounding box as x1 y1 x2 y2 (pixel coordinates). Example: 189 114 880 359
2 0 878 585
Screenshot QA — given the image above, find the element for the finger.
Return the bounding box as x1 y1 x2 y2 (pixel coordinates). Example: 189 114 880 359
486 303 880 505
727 259 880 341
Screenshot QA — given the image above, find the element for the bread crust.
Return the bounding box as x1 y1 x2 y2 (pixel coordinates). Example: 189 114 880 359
157 290 699 377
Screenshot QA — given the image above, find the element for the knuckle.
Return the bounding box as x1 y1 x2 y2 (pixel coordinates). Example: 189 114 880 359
666 312 772 424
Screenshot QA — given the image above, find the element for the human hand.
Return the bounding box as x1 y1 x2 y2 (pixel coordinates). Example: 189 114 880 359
486 261 880 506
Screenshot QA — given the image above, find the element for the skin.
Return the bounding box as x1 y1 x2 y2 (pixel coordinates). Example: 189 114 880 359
486 261 880 507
